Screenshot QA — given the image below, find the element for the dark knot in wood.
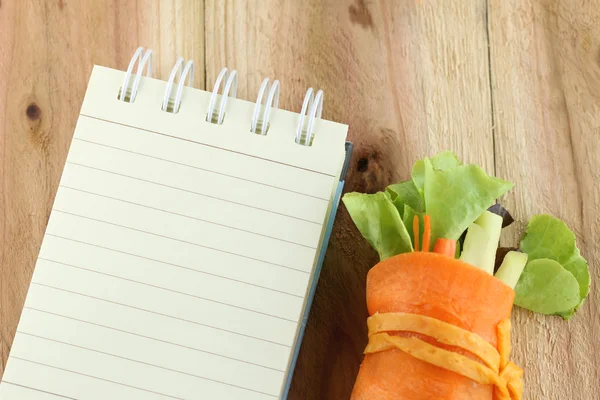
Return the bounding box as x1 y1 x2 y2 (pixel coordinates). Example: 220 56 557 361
348 0 373 29
357 157 369 172
26 103 41 121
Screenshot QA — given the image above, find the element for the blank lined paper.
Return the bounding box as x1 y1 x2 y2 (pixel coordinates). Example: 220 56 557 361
0 66 348 399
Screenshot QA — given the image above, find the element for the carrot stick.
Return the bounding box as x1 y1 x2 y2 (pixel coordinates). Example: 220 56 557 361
413 215 420 252
422 215 431 252
433 238 457 258
351 252 516 400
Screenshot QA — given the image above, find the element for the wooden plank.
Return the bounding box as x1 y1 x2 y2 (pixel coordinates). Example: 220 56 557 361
0 0 204 378
206 0 493 398
489 0 600 398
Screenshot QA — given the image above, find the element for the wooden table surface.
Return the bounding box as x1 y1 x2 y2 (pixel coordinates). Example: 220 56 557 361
1 1 599 399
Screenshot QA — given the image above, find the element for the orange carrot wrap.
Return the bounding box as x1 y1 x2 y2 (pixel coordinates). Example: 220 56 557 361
351 252 516 400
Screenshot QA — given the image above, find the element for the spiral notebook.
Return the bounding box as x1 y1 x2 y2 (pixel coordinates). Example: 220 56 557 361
0 48 351 400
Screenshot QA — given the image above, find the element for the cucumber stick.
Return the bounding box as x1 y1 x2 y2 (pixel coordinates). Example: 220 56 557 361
495 251 528 288
459 223 491 270
474 211 503 274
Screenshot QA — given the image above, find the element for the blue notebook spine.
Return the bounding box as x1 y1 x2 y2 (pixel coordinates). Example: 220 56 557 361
282 142 353 399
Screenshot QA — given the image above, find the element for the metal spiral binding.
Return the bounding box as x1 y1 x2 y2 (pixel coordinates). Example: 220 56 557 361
295 88 324 146
118 51 324 145
206 67 238 124
119 47 153 102
251 78 280 135
162 57 195 113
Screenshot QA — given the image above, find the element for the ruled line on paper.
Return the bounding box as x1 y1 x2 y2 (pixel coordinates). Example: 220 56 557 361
65 161 324 225
1 382 77 399
10 358 187 400
16 333 281 398
29 283 293 347
58 185 317 250
37 258 298 322
45 234 305 297
23 307 288 371
72 137 331 201
79 114 336 178
50 210 312 274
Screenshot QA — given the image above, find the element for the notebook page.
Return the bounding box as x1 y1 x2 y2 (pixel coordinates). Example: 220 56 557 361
0 67 348 400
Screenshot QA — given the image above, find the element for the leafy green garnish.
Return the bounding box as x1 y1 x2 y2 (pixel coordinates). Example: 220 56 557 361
411 151 462 194
342 152 512 260
517 215 591 318
386 181 423 215
514 258 581 315
342 192 413 260
423 159 513 245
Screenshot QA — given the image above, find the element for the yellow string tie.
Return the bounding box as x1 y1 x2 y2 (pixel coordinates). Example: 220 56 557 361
364 313 523 400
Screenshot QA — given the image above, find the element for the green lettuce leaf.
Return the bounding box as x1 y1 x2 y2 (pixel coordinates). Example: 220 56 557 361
518 214 590 318
342 192 413 260
513 258 581 315
411 151 462 193
343 151 512 260
423 158 513 244
386 181 424 215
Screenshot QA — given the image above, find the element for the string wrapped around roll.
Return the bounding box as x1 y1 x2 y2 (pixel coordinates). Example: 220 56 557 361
350 252 522 400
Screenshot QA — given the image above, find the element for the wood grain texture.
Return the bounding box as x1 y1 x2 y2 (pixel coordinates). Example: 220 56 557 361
0 0 204 377
1 0 599 399
206 0 494 398
489 0 600 398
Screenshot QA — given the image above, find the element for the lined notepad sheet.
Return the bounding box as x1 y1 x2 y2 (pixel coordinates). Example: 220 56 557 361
0 66 348 400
